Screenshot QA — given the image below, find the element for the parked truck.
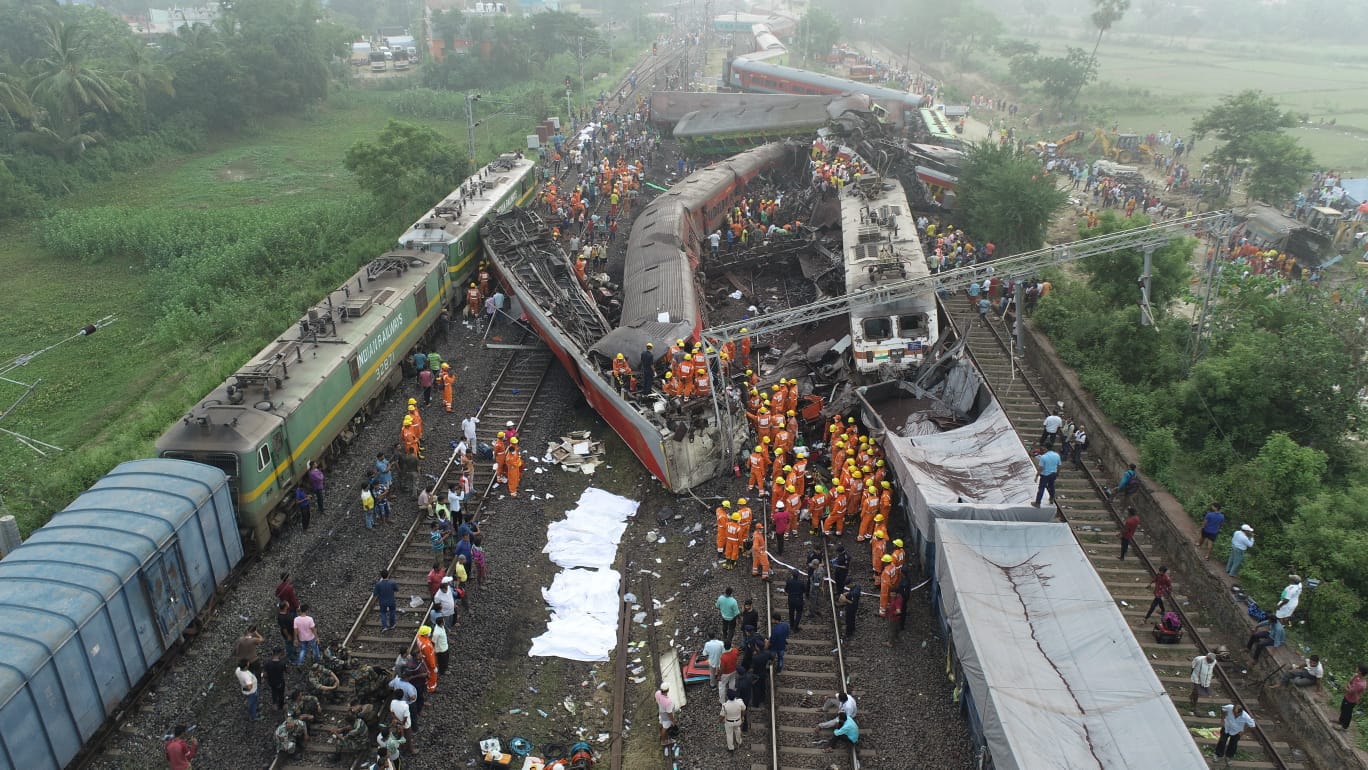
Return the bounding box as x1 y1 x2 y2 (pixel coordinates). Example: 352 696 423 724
369 49 387 72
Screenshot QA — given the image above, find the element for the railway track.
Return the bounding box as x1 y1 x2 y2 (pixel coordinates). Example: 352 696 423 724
944 300 1305 770
750 510 867 770
274 345 554 769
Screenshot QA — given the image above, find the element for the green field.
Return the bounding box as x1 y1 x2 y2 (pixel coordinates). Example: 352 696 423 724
1037 37 1368 173
0 87 525 532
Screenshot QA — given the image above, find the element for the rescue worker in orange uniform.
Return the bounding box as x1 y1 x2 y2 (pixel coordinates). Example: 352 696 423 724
858 486 881 542
772 424 793 455
407 400 424 441
505 438 523 497
870 529 888 576
789 456 808 497
401 415 420 457
739 328 752 365
824 487 848 536
439 363 456 413
754 408 773 444
715 500 732 557
807 484 830 536
492 431 508 483
662 370 681 397
723 513 745 568
891 539 906 571
770 384 787 416
678 355 695 397
878 554 898 616
693 353 711 396
783 486 802 532
417 625 439 692
477 262 491 297
751 526 771 580
735 498 753 534
747 447 769 494
877 481 893 520
770 464 790 503
465 283 482 318
612 353 633 394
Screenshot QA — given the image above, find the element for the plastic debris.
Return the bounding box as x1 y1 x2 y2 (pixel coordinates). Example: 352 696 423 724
537 709 549 718
563 698 577 715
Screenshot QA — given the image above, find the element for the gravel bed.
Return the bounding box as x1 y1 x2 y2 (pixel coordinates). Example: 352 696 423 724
89 321 615 770
627 464 976 769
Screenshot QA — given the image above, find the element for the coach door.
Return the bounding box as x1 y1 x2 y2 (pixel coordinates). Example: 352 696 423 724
142 543 194 645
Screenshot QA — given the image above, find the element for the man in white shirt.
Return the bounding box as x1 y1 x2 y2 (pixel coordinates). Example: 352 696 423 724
1275 655 1323 689
1226 525 1255 576
432 578 457 628
461 415 479 446
1216 704 1256 766
1275 575 1302 620
818 691 856 720
702 632 725 687
236 660 260 721
720 692 746 751
1188 653 1216 713
1039 410 1063 448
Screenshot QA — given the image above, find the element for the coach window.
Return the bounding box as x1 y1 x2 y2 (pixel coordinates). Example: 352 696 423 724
257 444 272 472
899 314 924 334
863 318 893 341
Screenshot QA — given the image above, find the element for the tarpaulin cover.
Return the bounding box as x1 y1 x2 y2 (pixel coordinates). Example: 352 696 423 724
528 487 639 661
934 520 1204 769
862 366 1047 547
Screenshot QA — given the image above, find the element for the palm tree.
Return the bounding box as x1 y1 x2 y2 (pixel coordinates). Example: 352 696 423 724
119 38 175 108
0 71 34 126
16 109 103 162
28 18 122 120
1088 0 1131 65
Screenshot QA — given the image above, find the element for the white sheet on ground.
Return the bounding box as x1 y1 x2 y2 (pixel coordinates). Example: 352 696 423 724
528 487 639 661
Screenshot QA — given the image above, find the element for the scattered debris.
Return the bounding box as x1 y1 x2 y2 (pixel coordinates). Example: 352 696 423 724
545 430 606 473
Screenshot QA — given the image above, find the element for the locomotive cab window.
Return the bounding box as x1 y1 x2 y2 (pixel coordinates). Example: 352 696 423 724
899 314 925 334
862 318 893 340
256 444 272 472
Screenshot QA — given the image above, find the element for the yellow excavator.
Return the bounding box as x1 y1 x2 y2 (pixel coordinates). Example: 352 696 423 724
1033 129 1085 156
1092 129 1154 164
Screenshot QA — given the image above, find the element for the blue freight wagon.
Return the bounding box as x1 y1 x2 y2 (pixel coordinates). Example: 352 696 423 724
0 459 243 770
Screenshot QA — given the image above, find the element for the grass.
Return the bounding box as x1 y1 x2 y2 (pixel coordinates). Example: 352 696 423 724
0 89 500 533
1014 36 1368 174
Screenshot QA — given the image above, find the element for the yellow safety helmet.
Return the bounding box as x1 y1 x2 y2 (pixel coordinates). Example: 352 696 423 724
876 459 886 467
441 362 450 370
760 407 769 414
847 417 856 424
403 416 414 426
882 554 894 563
738 498 748 505
782 465 793 472
407 404 417 412
408 398 417 406
470 283 477 288
815 485 826 493
762 436 772 444
497 431 506 438
874 529 886 539
419 625 432 636
745 369 753 375
835 486 845 494
731 513 742 521
874 514 884 522
676 338 684 346
616 353 625 359
722 500 732 508
753 445 762 453
893 539 904 548
740 327 748 333
774 447 784 456
786 410 795 417
786 485 796 493
664 371 673 379
880 481 891 489
510 437 518 445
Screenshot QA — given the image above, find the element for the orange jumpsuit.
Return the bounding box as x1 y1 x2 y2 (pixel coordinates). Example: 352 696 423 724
678 359 695 397
879 563 899 615
824 494 848 535
612 357 633 392
418 634 438 692
878 489 892 520
466 286 482 317
401 424 420 456
790 461 808 496
408 407 424 442
478 267 491 297
755 412 773 443
783 491 802 528
858 493 880 542
770 472 787 502
492 437 508 481
891 547 906 572
739 335 752 364
440 371 456 413
747 451 769 492
870 537 888 576
505 450 523 497
751 528 770 578
694 365 711 396
736 505 753 534
715 506 730 555
723 520 745 562
807 490 829 534
773 428 793 455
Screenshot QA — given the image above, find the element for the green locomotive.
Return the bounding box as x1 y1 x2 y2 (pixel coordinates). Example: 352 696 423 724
157 154 538 548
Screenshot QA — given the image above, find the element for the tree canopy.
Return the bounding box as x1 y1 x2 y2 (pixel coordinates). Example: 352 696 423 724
956 141 1068 254
1077 211 1194 311
343 121 469 211
1009 46 1097 107
795 7 841 66
1190 90 1314 204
